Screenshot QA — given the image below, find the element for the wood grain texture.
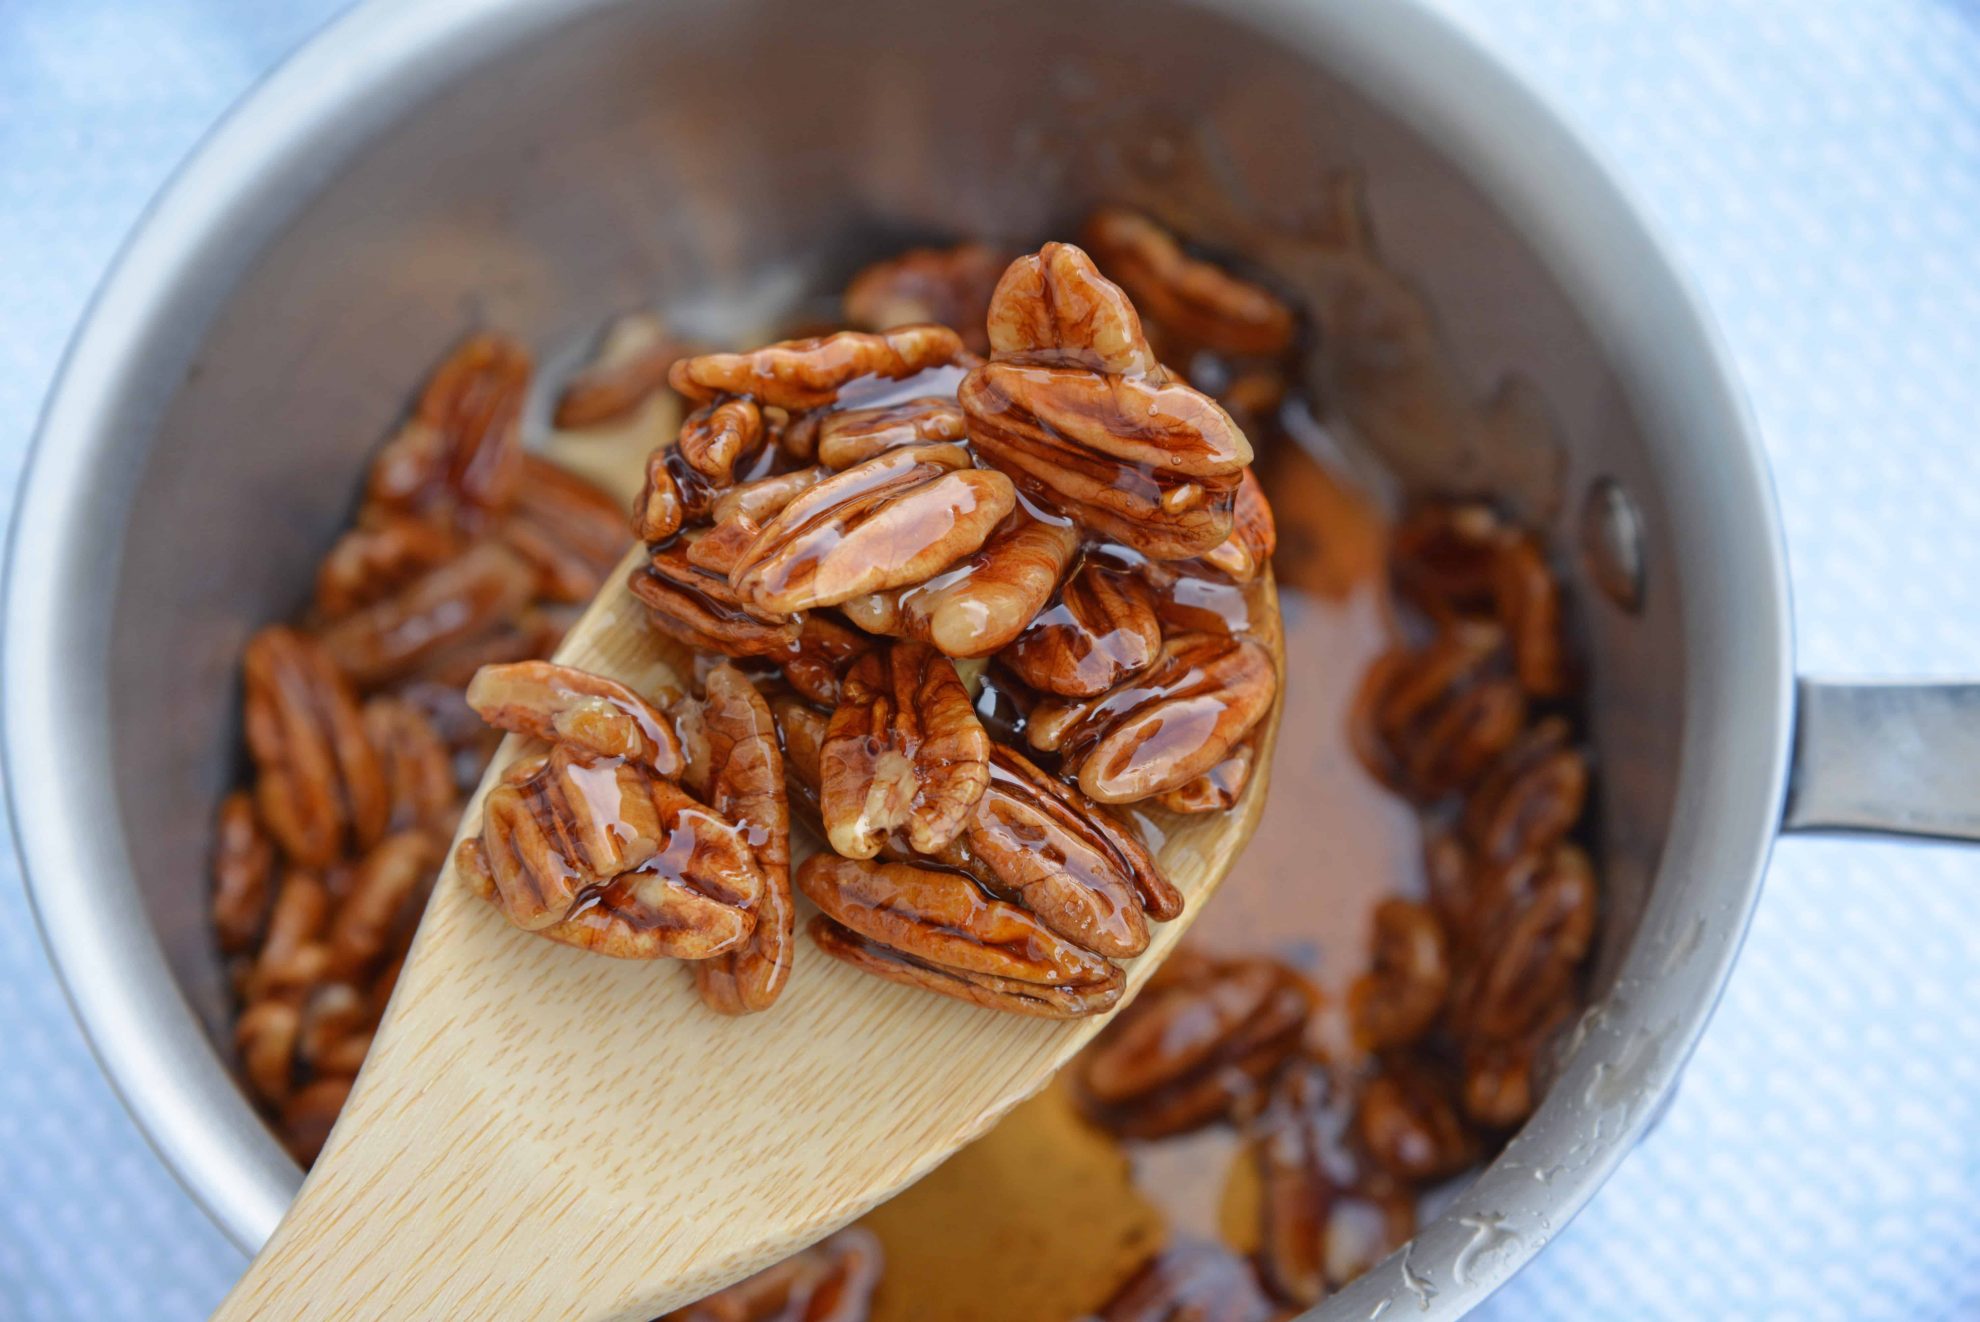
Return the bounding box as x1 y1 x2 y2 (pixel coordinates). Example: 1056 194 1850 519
214 545 1281 1322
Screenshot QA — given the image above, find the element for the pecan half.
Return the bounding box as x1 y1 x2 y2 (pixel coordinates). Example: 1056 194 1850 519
678 397 771 486
1081 208 1297 358
669 325 965 410
1001 559 1161 697
1350 621 1526 800
1075 952 1312 1138
393 679 503 792
316 540 538 689
1196 467 1277 584
1357 1060 1478 1182
800 856 1123 1018
963 243 1252 560
364 332 529 535
770 691 829 826
361 695 459 835
843 241 1006 355
1248 1059 1362 1307
471 745 672 930
778 613 875 707
242 868 332 1002
1462 715 1587 866
819 640 990 857
498 454 631 603
236 994 304 1105
662 1225 883 1322
1450 843 1596 1044
686 665 794 1015
631 542 802 657
313 514 461 621
1460 1002 1573 1130
213 792 276 956
728 442 1015 615
944 744 1178 957
794 396 969 470
710 465 828 529
243 627 389 867
1392 501 1566 697
1153 731 1257 814
1347 899 1451 1052
325 831 436 981
839 509 1078 658
465 660 684 775
1095 1240 1276 1322
553 313 686 429
1028 632 1277 804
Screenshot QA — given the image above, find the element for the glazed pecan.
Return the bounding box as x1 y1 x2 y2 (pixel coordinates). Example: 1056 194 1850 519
1196 467 1277 584
684 665 794 1015
790 396 968 471
325 831 436 981
839 509 1078 658
770 691 829 825
1392 501 1566 698
634 407 785 544
1451 843 1596 1044
313 513 460 621
236 994 304 1105
1350 621 1526 800
1153 731 1257 814
361 695 459 835
553 313 686 429
316 540 538 689
499 454 631 603
800 856 1124 1018
1460 1003 1573 1130
458 759 764 960
669 325 965 410
961 243 1252 559
1081 208 1297 359
1001 559 1161 698
1095 1240 1276 1322
728 442 1015 615
465 660 685 775
943 744 1179 957
212 791 276 955
1246 1057 1423 1302
843 241 1006 355
1135 554 1256 637
709 465 828 529
631 541 802 657
778 613 874 707
1462 715 1587 866
393 679 503 792
1347 899 1451 1052
364 332 529 535
1028 632 1277 804
819 640 990 858
1357 1060 1477 1182
678 397 772 486
1075 951 1312 1138
243 626 389 867
662 1225 883 1322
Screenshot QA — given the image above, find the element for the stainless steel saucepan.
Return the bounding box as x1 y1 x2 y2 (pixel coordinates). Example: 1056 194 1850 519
8 0 1973 1315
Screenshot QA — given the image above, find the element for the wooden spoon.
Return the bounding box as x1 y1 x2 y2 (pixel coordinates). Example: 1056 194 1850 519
214 543 1283 1322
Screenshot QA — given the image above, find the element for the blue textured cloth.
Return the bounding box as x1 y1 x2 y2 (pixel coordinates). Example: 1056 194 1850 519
1 2 1977 1318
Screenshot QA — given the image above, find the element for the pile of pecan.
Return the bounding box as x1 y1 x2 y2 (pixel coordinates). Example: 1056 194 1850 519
1067 498 1595 1316
212 335 631 1161
454 238 1282 1021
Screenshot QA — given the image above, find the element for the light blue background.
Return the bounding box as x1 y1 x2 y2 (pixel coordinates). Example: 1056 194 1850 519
2 2 1977 1318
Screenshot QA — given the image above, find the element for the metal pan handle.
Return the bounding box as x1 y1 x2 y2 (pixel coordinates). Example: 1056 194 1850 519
1783 679 1980 842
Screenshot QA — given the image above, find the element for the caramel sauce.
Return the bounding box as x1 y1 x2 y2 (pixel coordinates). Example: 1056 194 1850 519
853 433 1423 1320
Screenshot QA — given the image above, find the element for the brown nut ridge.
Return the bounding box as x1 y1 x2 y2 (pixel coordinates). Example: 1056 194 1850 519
325 831 436 981
361 695 459 835
1028 631 1277 804
1076 952 1312 1138
1002 559 1162 698
668 324 965 410
1153 732 1257 814
807 913 1123 1020
1197 467 1278 584
984 240 1163 377
1392 501 1567 698
687 665 794 1015
465 660 684 775
839 509 1078 658
498 454 631 604
316 540 538 689
1081 207 1298 358
631 542 802 658
729 442 1015 615
819 640 990 858
1452 843 1597 1044
313 514 461 622
778 613 875 708
1462 715 1588 866
793 396 969 471
1350 621 1526 800
1357 1062 1478 1183
843 242 1006 356
243 626 389 868
212 791 276 956
1347 899 1451 1052
364 332 530 535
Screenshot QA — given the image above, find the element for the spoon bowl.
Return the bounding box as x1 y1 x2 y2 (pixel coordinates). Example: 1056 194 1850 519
213 543 1282 1321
